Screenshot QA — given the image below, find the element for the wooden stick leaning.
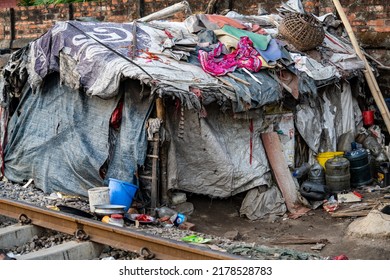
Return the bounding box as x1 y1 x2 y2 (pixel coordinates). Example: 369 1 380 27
138 1 191 22
332 0 390 135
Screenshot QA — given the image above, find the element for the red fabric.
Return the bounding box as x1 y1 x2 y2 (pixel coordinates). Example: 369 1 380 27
332 254 349 260
164 29 174 39
110 101 123 129
198 42 237 76
228 36 262 72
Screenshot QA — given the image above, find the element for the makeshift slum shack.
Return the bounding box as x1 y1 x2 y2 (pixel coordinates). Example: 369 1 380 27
0 1 387 220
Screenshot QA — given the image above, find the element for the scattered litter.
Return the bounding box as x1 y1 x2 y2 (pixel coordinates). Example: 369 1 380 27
311 243 326 251
45 192 62 200
101 256 116 260
337 192 362 203
181 235 212 244
45 191 84 202
21 178 34 189
332 254 349 260
362 185 390 193
126 213 155 224
362 185 382 192
323 196 339 212
349 202 371 209
227 244 323 260
207 244 227 252
353 191 363 198
310 200 325 210
0 249 16 260
224 230 242 241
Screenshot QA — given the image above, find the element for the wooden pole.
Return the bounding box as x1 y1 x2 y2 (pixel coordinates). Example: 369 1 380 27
155 97 169 205
151 132 159 210
261 132 310 219
156 98 165 121
332 0 390 135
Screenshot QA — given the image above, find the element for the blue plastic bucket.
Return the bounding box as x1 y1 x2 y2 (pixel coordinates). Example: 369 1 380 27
108 178 138 212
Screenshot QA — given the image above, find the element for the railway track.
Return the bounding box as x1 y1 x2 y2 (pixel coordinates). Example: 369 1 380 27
0 198 245 260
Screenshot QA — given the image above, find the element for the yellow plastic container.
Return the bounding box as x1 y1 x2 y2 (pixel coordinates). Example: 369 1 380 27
316 151 344 170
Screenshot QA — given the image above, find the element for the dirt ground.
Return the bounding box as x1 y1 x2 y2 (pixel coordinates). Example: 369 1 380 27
186 190 390 260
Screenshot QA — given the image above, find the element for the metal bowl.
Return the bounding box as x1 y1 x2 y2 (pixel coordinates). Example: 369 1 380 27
93 204 126 217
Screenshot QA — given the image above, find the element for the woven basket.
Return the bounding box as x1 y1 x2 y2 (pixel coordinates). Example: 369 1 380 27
279 13 325 51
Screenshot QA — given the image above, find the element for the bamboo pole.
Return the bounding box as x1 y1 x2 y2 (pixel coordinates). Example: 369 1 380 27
332 0 390 135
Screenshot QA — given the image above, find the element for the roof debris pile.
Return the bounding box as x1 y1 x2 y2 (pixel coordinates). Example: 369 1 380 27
0 0 388 221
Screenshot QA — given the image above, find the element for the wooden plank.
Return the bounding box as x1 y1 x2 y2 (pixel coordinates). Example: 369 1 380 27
330 210 370 218
261 132 310 218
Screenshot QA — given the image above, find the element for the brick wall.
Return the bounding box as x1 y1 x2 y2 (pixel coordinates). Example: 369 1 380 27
0 0 389 53
0 8 12 48
0 0 17 9
14 5 69 41
303 0 390 48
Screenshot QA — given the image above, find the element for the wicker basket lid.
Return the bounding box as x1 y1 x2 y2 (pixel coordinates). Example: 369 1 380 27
279 13 325 52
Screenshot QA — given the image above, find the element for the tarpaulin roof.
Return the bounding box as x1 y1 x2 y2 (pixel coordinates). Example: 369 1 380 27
23 20 282 114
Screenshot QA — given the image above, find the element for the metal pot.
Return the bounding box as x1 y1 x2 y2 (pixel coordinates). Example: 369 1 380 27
93 204 126 217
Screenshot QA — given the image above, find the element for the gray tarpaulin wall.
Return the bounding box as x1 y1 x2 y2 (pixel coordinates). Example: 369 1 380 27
166 103 271 198
4 75 153 196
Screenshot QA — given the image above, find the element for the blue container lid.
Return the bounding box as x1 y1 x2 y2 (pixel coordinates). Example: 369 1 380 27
345 148 368 160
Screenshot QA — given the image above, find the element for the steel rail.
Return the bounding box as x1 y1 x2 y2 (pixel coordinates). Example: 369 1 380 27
0 198 244 260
